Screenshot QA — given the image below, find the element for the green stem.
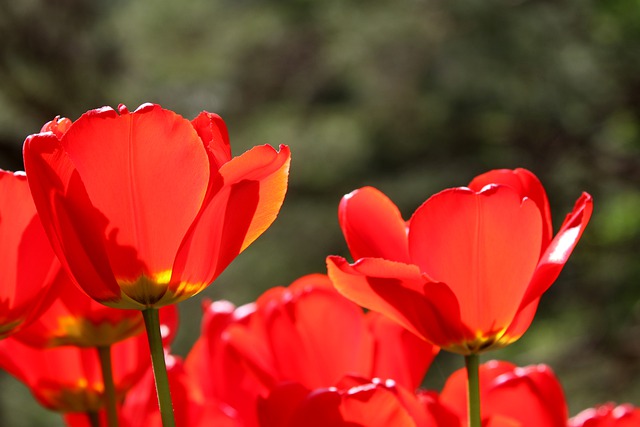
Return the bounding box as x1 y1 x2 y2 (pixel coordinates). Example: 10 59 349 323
97 345 119 427
142 308 176 427
465 353 481 427
86 411 100 427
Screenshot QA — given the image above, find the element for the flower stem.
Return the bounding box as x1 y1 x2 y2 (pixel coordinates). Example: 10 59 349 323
87 411 100 427
465 353 481 427
97 345 118 427
142 307 176 427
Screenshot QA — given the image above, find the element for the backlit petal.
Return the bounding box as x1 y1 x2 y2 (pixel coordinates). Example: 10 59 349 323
172 144 290 288
57 104 210 281
12 269 143 348
409 186 542 336
521 192 593 308
192 111 232 169
339 187 410 262
469 168 553 248
23 134 122 303
327 256 470 350
0 170 60 337
228 274 375 389
500 297 540 346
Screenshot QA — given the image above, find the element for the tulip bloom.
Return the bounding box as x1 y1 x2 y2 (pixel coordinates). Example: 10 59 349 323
569 403 640 427
186 274 438 427
13 272 143 348
327 169 592 354
0 169 60 338
115 354 242 427
13 272 178 349
23 103 291 309
0 334 150 414
223 274 438 392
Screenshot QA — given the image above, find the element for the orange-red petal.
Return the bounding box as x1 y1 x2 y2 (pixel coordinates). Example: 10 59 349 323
270 379 421 427
468 168 553 248
191 111 232 169
171 144 290 289
185 299 264 427
0 170 60 337
521 192 593 308
0 333 149 413
57 104 210 281
408 186 543 337
12 269 143 348
327 256 471 350
441 360 567 427
367 311 439 391
23 132 124 303
338 187 411 262
227 274 375 390
569 403 640 427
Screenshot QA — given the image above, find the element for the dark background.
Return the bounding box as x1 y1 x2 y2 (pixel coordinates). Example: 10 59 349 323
1 0 639 425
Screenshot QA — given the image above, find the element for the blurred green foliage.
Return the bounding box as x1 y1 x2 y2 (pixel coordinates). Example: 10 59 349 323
0 0 639 425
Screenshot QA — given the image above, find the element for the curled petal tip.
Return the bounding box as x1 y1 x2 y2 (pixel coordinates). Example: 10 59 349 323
133 102 157 113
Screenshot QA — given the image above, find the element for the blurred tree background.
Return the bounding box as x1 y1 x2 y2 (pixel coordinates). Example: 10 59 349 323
1 0 639 425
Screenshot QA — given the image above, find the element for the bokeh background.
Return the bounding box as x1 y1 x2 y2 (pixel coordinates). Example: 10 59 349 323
1 0 639 425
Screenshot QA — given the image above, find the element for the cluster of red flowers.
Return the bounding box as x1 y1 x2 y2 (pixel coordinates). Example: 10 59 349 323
0 103 636 426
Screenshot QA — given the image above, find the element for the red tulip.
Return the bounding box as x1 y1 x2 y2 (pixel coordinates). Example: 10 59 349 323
0 169 61 339
224 274 438 391
13 273 178 350
23 103 291 309
0 333 150 413
439 360 568 427
185 274 438 427
569 403 640 427
13 272 143 348
327 168 592 353
258 376 442 427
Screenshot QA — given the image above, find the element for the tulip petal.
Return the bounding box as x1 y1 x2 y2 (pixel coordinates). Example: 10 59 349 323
286 381 419 427
0 171 60 336
569 403 640 427
521 192 593 308
500 297 540 346
409 186 543 337
57 104 210 281
227 274 375 390
258 382 312 427
483 365 568 427
265 275 374 388
12 270 144 348
367 311 439 391
23 133 122 303
338 187 411 262
172 144 290 288
186 300 263 427
468 168 553 248
191 111 232 169
0 334 149 413
441 360 567 427
334 382 419 427
327 256 471 349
